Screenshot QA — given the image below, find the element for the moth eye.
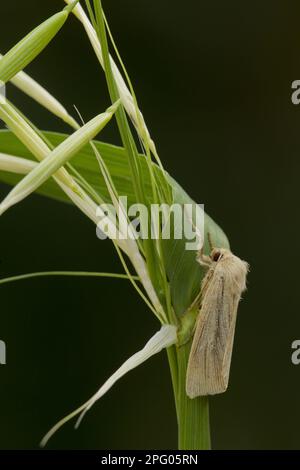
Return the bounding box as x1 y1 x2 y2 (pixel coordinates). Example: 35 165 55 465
212 251 221 262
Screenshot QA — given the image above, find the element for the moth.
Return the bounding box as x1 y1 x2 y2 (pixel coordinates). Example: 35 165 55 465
186 246 249 398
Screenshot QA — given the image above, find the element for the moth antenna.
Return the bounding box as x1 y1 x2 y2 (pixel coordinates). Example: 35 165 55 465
207 232 214 251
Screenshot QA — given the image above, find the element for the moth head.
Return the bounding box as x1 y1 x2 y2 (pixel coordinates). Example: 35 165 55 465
210 248 229 262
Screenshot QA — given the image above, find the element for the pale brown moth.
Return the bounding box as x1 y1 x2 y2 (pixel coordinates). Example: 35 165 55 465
186 244 249 398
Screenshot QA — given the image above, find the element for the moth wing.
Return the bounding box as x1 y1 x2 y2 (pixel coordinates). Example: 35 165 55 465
221 286 242 386
186 267 237 397
221 254 248 385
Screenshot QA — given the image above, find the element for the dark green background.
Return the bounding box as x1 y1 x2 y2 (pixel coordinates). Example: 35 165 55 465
0 0 299 449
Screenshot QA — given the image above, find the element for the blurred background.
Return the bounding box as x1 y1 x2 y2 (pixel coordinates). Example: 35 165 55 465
0 0 299 449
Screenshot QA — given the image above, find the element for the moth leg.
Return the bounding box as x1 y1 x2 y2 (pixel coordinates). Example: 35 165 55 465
197 247 212 267
177 304 200 347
